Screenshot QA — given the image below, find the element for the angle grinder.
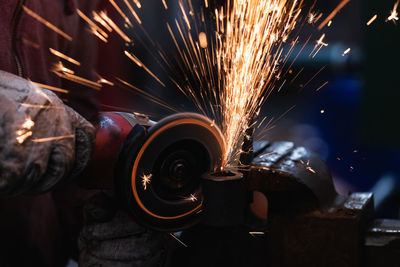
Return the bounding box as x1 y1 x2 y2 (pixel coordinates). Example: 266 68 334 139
82 112 226 231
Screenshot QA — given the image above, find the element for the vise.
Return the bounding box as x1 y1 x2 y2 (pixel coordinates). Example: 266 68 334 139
171 141 400 267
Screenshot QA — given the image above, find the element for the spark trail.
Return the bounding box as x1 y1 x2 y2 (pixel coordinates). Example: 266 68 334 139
216 0 302 166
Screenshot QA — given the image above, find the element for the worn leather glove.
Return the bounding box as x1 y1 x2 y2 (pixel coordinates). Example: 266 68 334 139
78 192 166 267
0 70 95 197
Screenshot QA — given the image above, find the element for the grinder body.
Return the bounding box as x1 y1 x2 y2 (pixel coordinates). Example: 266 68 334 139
81 112 225 231
81 112 154 189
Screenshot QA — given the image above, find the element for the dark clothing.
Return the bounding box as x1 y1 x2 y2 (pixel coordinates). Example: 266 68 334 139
0 0 99 121
0 0 100 265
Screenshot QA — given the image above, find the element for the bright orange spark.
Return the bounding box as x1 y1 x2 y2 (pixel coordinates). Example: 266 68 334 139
77 9 109 39
387 1 399 23
306 160 316 173
308 12 317 24
187 194 197 202
179 1 191 30
93 11 113 32
16 131 33 144
22 118 35 130
16 118 35 144
258 151 276 158
217 0 302 166
32 135 75 143
199 32 208 48
156 0 303 166
124 51 166 87
318 0 351 30
342 47 351 56
21 103 63 109
49 48 80 66
314 12 323 23
91 28 108 43
51 63 102 90
141 173 152 190
99 11 132 42
23 6 72 41
162 0 168 10
316 81 329 91
311 34 328 58
116 78 178 112
109 0 133 27
97 75 114 86
31 81 69 94
54 72 102 90
133 0 142 9
124 0 142 24
366 14 378 26
52 61 75 75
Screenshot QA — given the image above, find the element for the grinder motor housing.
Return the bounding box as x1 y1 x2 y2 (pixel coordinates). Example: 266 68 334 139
82 111 225 231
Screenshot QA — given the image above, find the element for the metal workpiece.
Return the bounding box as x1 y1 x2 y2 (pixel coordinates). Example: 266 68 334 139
201 169 246 226
364 219 400 267
247 141 400 267
250 141 338 210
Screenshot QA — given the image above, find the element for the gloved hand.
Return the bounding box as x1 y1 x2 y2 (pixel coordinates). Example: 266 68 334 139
78 192 167 267
0 70 95 197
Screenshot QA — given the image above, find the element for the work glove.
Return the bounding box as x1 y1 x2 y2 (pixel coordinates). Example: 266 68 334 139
0 70 95 197
78 192 166 267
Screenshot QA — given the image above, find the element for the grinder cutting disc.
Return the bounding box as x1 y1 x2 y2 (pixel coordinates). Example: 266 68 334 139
117 113 225 231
